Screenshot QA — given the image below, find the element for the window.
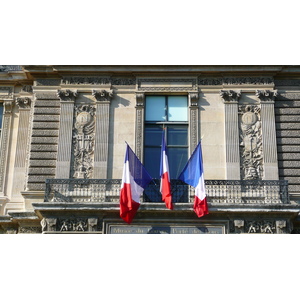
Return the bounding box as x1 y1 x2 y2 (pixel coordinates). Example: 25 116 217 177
144 95 188 179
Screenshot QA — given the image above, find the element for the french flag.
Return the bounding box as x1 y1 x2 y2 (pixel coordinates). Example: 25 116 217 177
120 143 152 224
178 142 209 218
160 131 173 209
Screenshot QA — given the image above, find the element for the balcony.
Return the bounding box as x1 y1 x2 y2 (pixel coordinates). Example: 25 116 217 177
44 179 290 205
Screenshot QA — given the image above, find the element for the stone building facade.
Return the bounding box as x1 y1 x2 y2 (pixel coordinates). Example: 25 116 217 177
0 65 300 234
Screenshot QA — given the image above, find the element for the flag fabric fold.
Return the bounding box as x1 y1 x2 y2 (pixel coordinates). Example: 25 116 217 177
178 142 208 218
160 131 173 210
120 143 152 224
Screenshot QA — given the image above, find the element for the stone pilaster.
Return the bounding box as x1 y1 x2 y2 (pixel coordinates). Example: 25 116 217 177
220 90 241 180
92 89 113 178
10 98 32 209
189 92 199 154
135 92 145 160
256 90 279 180
0 99 14 196
56 90 77 178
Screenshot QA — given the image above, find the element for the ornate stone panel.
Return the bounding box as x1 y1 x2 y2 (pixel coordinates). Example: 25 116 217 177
71 104 96 178
199 77 274 86
135 92 145 160
189 92 199 153
239 105 263 180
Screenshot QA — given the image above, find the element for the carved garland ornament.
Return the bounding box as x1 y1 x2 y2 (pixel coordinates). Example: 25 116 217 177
239 105 263 180
71 105 96 179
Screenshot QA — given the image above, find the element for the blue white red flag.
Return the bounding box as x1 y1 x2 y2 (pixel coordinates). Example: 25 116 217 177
120 143 152 224
160 131 173 209
178 142 208 218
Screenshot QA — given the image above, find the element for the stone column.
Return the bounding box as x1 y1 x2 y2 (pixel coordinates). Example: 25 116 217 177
92 89 113 178
0 99 14 196
56 90 77 178
220 90 241 180
135 92 145 160
188 92 199 155
11 97 32 204
256 90 279 180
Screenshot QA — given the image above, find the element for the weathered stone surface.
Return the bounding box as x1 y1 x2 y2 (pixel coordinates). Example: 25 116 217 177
30 144 58 152
277 130 300 137
31 137 58 144
278 161 300 168
33 115 60 122
35 79 61 86
34 107 60 115
34 100 60 107
27 183 46 191
286 185 300 193
32 122 60 129
279 168 300 176
275 100 300 108
275 115 300 122
28 168 56 175
278 152 300 160
277 145 300 153
32 130 59 137
29 152 57 159
35 92 59 99
282 177 300 184
276 123 300 130
275 108 300 115
29 160 57 167
276 138 300 145
28 175 54 183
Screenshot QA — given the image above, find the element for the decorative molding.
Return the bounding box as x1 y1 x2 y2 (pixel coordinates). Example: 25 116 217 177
135 92 145 107
71 105 96 179
92 89 113 102
199 77 274 85
274 79 300 86
35 92 59 100
189 92 199 106
256 90 278 102
239 105 263 180
21 85 33 93
18 226 42 234
59 218 88 232
0 87 13 99
220 90 241 103
246 220 275 234
16 97 31 109
276 220 287 234
137 78 197 91
35 79 61 86
40 218 57 232
62 77 110 85
111 77 136 85
3 100 14 114
233 219 245 233
57 89 78 101
135 92 145 160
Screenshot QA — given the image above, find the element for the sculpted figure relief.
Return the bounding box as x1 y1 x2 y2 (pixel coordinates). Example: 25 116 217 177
239 105 263 180
71 105 95 178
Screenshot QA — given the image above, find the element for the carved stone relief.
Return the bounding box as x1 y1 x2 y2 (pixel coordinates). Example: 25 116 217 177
59 218 88 232
246 220 276 234
239 105 263 180
16 97 31 109
71 105 96 178
220 90 241 102
92 89 113 102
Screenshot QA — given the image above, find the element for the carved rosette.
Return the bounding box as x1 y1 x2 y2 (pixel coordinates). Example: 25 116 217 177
220 90 241 102
255 90 278 102
239 105 263 180
71 105 96 179
92 89 113 102
16 97 31 109
57 89 78 101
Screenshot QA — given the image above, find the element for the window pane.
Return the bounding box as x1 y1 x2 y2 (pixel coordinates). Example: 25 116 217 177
168 96 188 121
144 147 161 179
167 126 188 146
145 96 166 121
168 148 188 179
145 126 163 146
